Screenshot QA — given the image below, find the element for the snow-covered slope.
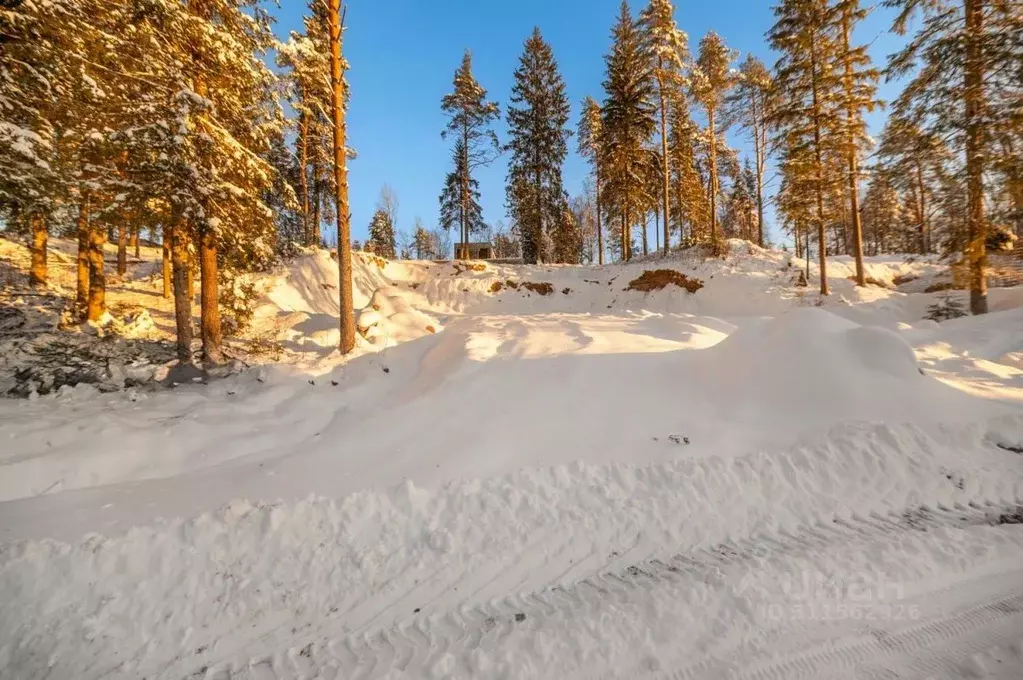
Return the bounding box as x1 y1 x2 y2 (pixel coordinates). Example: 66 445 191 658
2 242 1022 680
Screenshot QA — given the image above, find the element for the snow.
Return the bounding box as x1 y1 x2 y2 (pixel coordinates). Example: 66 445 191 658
1 239 1022 679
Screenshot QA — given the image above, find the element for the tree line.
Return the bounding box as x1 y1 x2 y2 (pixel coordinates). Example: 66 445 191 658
435 0 1020 314
1 0 1019 371
1 0 358 357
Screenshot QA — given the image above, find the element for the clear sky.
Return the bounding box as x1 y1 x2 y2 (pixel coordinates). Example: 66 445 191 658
270 1 910 249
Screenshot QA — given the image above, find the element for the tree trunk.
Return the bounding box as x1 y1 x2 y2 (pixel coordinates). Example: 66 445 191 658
87 218 107 323
162 223 172 299
77 197 90 314
312 175 321 248
709 109 719 249
915 161 928 254
29 213 47 287
659 75 671 256
117 222 128 276
809 29 830 296
596 165 604 265
841 6 866 286
654 205 661 253
805 226 811 282
298 110 311 246
964 0 987 314
199 226 222 365
171 212 193 363
642 212 649 256
458 124 469 260
329 0 356 354
620 211 627 262
754 96 766 248
131 226 140 259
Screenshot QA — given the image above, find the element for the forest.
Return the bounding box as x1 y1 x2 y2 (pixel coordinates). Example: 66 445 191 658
1 0 1021 365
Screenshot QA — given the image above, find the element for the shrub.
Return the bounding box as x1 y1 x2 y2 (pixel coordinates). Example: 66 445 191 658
925 295 967 322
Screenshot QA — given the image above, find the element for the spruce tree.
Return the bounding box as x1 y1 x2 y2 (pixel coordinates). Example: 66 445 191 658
691 31 737 251
366 210 396 258
552 201 582 264
577 97 605 264
440 51 500 259
640 0 689 255
413 218 433 259
505 28 572 264
601 1 656 262
769 0 843 295
725 55 773 247
668 94 707 244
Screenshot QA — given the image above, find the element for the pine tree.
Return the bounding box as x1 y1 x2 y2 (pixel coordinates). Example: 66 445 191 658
725 55 773 247
861 170 905 254
577 97 605 264
439 139 487 242
323 0 356 352
0 0 82 288
601 1 656 262
769 0 843 295
833 0 880 286
668 94 707 244
691 31 737 251
280 5 344 250
640 0 689 255
505 28 572 264
440 51 500 259
411 219 432 259
876 116 951 254
886 0 1023 314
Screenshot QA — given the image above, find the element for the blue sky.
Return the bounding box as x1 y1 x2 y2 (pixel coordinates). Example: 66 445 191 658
270 1 910 249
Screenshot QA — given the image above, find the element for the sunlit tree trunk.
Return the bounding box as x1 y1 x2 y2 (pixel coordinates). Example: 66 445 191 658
77 197 90 313
29 212 47 287
162 223 171 299
86 218 107 322
117 222 128 276
964 0 987 314
329 0 356 353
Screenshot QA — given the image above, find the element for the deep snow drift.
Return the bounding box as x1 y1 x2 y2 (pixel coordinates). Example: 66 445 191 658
2 241 1023 680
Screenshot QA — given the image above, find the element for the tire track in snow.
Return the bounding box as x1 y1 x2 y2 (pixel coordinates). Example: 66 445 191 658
715 585 1023 680
210 500 1022 680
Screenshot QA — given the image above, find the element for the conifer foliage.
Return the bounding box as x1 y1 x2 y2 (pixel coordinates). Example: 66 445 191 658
577 97 606 264
691 32 738 251
439 52 500 259
884 0 1023 314
505 28 572 264
601 1 657 262
640 0 689 255
769 0 843 295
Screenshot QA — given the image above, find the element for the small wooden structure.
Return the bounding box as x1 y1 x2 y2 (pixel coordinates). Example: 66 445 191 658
454 242 494 260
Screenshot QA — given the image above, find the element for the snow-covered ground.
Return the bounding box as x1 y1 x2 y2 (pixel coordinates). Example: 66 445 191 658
2 240 1023 679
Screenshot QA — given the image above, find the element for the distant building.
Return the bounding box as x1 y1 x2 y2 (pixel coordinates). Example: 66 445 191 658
454 242 494 260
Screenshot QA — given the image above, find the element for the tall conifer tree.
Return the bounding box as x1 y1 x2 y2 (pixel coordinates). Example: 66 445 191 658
505 28 572 264
601 1 656 262
440 52 500 259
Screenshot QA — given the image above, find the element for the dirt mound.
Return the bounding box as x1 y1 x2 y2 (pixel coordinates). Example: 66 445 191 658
626 270 704 294
521 281 554 296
